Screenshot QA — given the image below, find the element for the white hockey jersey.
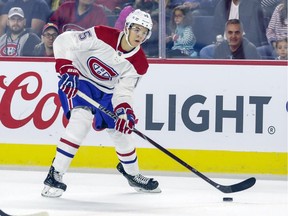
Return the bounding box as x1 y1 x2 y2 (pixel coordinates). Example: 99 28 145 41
53 25 149 108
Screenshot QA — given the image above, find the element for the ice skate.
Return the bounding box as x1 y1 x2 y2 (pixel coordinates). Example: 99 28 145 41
41 166 67 198
117 162 161 193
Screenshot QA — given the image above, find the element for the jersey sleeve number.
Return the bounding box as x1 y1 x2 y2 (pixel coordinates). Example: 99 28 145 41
78 30 92 41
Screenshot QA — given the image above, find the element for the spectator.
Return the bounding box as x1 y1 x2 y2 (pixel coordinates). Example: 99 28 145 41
114 0 158 30
0 7 41 56
50 0 108 34
49 0 108 33
256 1 287 59
214 19 261 59
0 0 51 37
166 5 197 58
213 0 268 47
275 37 287 60
266 0 287 49
33 22 59 57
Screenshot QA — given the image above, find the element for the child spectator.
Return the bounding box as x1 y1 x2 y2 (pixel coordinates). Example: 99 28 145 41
49 0 108 33
33 23 59 57
0 7 41 56
166 5 197 58
275 37 287 60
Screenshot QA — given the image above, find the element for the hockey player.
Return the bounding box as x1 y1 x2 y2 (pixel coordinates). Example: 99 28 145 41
41 9 161 198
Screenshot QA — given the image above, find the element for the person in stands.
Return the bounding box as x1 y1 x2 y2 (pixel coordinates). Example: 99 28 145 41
49 0 107 33
166 5 197 58
0 0 51 36
214 19 261 59
33 22 59 57
274 37 287 60
0 7 41 56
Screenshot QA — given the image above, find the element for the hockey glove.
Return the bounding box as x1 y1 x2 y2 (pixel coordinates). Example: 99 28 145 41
58 65 79 99
114 103 137 134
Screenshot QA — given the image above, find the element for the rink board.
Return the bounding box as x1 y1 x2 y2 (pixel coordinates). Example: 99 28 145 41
0 58 287 175
0 143 286 175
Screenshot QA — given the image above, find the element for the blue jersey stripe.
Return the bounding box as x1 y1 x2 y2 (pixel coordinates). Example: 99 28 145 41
57 147 74 158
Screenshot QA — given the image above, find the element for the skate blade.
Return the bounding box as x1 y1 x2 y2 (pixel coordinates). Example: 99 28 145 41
133 186 162 193
41 185 64 198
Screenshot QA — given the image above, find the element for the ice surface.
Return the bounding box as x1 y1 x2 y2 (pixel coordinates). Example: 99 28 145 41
0 168 287 216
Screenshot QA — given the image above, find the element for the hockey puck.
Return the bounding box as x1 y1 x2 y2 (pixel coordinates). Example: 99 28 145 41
223 197 233 202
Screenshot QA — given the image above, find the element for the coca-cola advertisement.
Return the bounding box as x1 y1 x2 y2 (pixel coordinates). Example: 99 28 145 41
0 60 113 146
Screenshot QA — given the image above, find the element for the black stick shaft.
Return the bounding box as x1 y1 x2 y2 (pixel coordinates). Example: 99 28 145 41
132 128 219 186
77 91 256 193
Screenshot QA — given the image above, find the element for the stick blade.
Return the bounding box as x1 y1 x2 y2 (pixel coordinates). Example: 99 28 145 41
219 177 256 193
0 210 49 216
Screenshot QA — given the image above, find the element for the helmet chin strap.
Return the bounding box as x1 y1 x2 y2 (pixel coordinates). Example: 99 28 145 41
125 30 134 48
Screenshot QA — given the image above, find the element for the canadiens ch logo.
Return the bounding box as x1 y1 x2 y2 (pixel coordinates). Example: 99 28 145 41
87 57 118 81
0 44 18 56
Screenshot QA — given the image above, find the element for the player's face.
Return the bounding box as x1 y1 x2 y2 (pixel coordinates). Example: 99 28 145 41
42 28 58 48
225 24 243 48
128 24 149 47
7 15 26 34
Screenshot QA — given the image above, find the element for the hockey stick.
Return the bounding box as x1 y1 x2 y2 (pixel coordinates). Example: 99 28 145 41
0 210 49 216
77 90 256 193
